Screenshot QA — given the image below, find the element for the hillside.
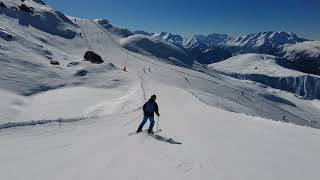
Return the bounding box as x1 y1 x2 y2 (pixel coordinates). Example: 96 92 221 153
208 54 320 99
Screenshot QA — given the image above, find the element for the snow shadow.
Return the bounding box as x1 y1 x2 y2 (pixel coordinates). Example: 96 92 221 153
151 134 182 145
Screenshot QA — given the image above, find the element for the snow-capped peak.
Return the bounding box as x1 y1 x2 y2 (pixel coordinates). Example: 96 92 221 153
182 33 232 49
152 32 183 46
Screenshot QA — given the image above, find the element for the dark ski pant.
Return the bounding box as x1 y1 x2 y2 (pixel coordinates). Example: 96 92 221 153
138 115 155 132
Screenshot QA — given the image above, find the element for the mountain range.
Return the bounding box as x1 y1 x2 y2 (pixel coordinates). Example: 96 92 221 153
134 30 320 75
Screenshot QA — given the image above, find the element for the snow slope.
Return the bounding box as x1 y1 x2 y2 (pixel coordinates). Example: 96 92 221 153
120 34 193 66
1 79 320 180
1 1 320 180
208 54 320 100
281 41 320 74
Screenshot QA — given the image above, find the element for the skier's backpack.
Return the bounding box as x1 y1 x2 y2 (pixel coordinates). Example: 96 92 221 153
145 101 155 113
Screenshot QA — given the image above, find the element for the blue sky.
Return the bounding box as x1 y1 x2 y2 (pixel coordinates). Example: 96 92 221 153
45 0 320 39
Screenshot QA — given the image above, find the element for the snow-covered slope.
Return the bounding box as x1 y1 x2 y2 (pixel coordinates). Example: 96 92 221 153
1 80 320 180
281 41 320 74
208 54 320 99
0 0 77 39
94 19 133 38
120 34 193 66
1 1 320 180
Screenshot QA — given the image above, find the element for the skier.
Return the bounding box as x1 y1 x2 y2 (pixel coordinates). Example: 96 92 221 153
136 95 160 134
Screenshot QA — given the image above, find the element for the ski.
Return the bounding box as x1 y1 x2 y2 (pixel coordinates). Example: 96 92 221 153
128 129 161 136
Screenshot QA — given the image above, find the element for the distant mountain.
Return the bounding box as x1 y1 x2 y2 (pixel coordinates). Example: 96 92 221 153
281 41 320 75
183 33 232 49
182 33 233 64
147 30 319 74
224 31 307 54
151 32 183 47
134 30 154 36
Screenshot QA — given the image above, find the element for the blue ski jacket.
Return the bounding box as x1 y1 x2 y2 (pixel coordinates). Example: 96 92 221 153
143 99 159 117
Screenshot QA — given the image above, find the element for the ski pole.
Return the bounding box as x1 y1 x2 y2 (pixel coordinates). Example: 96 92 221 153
123 114 143 127
157 116 160 132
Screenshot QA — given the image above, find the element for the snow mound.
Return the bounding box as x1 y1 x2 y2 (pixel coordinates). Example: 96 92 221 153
120 34 193 66
209 54 320 99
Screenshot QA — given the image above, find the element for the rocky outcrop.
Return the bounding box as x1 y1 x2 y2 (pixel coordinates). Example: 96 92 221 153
75 69 88 76
50 60 60 65
0 2 6 8
67 62 81 67
84 51 104 64
0 28 14 41
19 4 33 14
32 0 46 5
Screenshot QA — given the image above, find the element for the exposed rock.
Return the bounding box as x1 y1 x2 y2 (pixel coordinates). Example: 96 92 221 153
0 28 14 41
67 62 81 67
50 60 60 65
75 69 88 76
19 4 33 15
0 2 7 8
32 0 46 5
83 51 104 64
11 7 18 11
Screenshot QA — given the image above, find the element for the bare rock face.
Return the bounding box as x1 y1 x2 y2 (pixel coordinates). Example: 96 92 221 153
19 4 33 15
83 51 104 64
75 69 88 76
50 60 60 65
67 62 81 67
0 28 14 41
0 2 7 8
32 0 46 5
